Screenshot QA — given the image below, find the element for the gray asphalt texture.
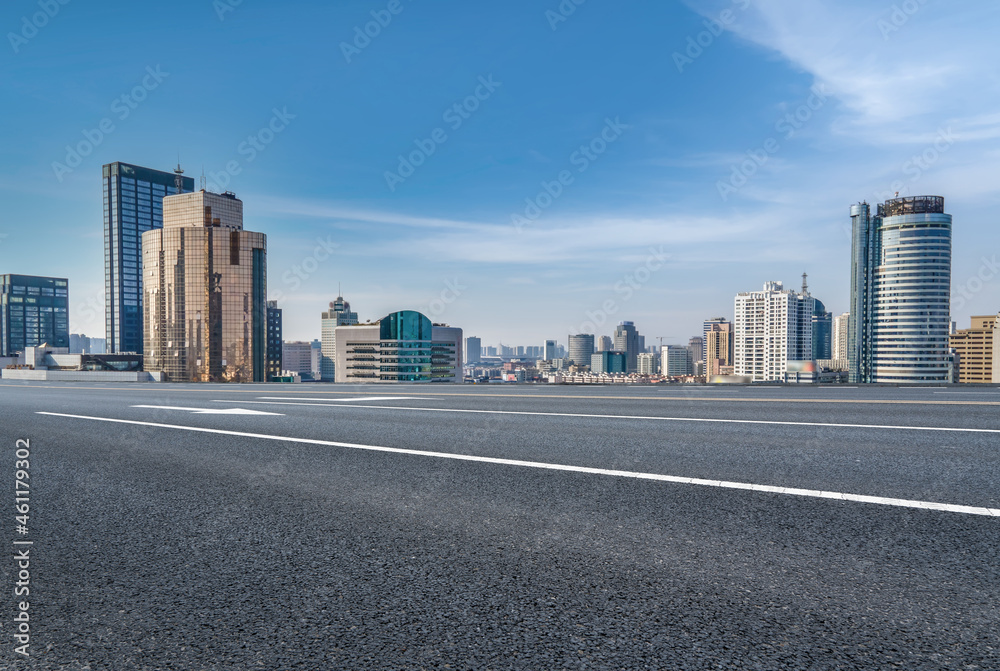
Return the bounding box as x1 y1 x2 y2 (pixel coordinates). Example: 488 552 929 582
1 380 999 670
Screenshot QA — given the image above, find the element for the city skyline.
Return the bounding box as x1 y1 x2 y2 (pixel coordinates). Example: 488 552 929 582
2 1 998 346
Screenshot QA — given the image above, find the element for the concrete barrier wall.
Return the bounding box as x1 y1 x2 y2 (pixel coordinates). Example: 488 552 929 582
0 370 162 382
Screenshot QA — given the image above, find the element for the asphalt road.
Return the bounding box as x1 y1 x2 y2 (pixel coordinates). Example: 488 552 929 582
1 381 998 670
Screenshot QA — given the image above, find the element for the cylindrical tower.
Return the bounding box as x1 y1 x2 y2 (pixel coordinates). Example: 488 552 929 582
871 196 952 382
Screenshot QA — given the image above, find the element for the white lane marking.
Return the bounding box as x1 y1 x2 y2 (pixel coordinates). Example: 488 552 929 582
36 412 1000 518
256 396 424 403
214 400 1000 434
934 391 1000 395
131 405 284 416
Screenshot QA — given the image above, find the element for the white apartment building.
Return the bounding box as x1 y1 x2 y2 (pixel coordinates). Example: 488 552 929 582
734 281 815 382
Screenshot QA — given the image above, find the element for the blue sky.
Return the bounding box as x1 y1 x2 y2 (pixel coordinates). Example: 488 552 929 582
2 0 999 347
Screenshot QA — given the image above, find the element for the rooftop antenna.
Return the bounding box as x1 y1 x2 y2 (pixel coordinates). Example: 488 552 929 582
174 156 184 194
200 165 206 192
801 272 809 297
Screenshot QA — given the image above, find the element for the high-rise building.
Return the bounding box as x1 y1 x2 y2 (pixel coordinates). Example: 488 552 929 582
466 336 482 363
703 317 728 363
613 321 640 373
567 334 595 368
850 196 952 383
637 351 659 375
267 301 283 379
705 320 734 376
334 310 462 383
597 335 613 352
283 341 315 379
832 312 850 362
104 162 193 354
591 351 627 374
812 299 832 361
1 275 69 357
543 339 557 360
949 315 997 383
142 190 267 382
734 281 815 382
320 295 359 382
661 345 692 377
687 336 704 368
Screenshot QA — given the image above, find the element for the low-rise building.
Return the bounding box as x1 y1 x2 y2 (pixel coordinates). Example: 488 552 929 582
334 310 462 383
949 315 997 383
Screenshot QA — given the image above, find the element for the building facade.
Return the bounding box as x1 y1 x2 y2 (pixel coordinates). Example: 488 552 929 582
466 336 482 364
832 312 850 362
703 318 728 363
949 315 997 383
334 310 462 383
142 191 267 382
267 301 283 380
282 341 314 379
705 320 734 377
661 345 693 377
103 162 193 354
320 295 359 381
591 351 627 374
567 334 595 368
613 321 640 373
0 275 69 357
734 281 815 382
849 196 952 383
637 351 659 376
812 299 832 360
543 339 557 361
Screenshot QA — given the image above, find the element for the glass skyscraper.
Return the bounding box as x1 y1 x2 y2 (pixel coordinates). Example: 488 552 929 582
849 196 952 383
142 191 267 382
0 275 69 356
103 162 193 354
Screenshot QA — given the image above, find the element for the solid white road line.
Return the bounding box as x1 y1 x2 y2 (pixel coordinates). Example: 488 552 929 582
213 400 1000 434
256 396 425 402
35 412 999 518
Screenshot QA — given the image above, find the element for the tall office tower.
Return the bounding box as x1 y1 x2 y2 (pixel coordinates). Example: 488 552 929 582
0 275 69 356
661 345 693 377
637 351 659 375
266 301 283 379
687 336 704 367
832 312 850 362
103 162 194 354
849 196 952 383
597 335 613 352
703 317 728 363
310 339 322 379
142 190 267 383
811 300 832 360
466 336 482 363
734 281 815 382
543 339 557 360
705 320 734 376
567 333 595 368
949 315 997 383
320 294 359 381
613 321 640 373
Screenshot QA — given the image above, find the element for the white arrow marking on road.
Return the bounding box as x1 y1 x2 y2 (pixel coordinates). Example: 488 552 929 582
131 405 284 416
